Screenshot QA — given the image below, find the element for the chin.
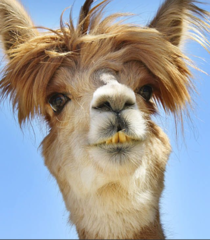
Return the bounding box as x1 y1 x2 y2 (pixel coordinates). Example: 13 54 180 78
88 140 145 172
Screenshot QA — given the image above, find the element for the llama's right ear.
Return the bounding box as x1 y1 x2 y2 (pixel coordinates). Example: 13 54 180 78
148 0 209 47
0 0 38 58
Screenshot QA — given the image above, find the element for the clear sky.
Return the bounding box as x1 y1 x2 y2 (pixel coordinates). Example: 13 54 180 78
0 0 210 239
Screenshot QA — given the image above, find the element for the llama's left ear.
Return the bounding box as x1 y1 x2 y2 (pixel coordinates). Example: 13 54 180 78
0 0 38 58
149 0 208 46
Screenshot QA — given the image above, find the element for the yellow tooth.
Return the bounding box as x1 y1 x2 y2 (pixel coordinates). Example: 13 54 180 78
106 138 112 144
119 131 127 143
105 132 132 145
126 136 131 142
112 132 119 143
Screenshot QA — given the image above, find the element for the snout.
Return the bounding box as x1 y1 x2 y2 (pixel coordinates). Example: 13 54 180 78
91 81 137 114
88 79 147 147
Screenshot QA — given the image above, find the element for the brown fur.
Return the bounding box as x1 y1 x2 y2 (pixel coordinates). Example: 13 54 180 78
0 0 210 239
2 0 207 124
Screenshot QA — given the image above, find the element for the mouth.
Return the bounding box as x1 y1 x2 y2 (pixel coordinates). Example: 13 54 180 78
89 131 145 163
102 131 132 145
91 131 143 157
93 131 141 148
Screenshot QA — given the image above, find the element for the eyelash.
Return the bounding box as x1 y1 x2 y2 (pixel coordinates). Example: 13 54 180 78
136 85 153 101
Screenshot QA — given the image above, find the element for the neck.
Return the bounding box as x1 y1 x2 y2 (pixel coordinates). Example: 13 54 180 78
44 125 170 239
77 211 165 239
66 179 165 239
133 212 165 239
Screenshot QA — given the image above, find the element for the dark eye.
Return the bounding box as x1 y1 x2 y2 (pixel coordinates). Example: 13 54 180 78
137 85 153 101
48 93 70 113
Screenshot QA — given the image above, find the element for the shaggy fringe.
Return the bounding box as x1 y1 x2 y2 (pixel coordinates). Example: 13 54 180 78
0 0 210 126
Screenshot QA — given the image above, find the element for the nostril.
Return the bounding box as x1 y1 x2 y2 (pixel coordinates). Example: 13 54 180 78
93 100 135 113
123 101 135 109
93 101 112 111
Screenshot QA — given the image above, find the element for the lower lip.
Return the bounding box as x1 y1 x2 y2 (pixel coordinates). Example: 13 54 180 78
96 141 141 153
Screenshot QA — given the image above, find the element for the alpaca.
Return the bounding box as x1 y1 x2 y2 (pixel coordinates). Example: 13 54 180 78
0 0 209 239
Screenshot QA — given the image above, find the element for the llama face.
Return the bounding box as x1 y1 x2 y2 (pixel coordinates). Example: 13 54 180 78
42 61 159 194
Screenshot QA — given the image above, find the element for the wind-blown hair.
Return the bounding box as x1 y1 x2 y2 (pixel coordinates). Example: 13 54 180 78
0 0 209 126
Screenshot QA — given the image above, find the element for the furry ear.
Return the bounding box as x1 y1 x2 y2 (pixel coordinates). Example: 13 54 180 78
149 0 210 46
0 0 38 58
0 0 62 125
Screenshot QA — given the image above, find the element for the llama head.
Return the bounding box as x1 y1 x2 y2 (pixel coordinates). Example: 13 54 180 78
0 0 209 217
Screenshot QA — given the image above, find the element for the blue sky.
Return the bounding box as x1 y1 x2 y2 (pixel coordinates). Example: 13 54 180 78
0 0 210 239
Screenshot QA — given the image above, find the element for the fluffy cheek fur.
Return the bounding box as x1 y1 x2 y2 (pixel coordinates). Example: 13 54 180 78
43 98 96 195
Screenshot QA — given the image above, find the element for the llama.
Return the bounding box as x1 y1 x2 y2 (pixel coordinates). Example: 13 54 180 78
0 0 209 239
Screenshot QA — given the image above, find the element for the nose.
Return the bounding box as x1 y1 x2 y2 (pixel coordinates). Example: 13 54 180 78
91 82 136 114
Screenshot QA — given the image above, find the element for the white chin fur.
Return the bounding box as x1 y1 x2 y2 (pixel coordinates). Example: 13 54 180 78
88 141 146 174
